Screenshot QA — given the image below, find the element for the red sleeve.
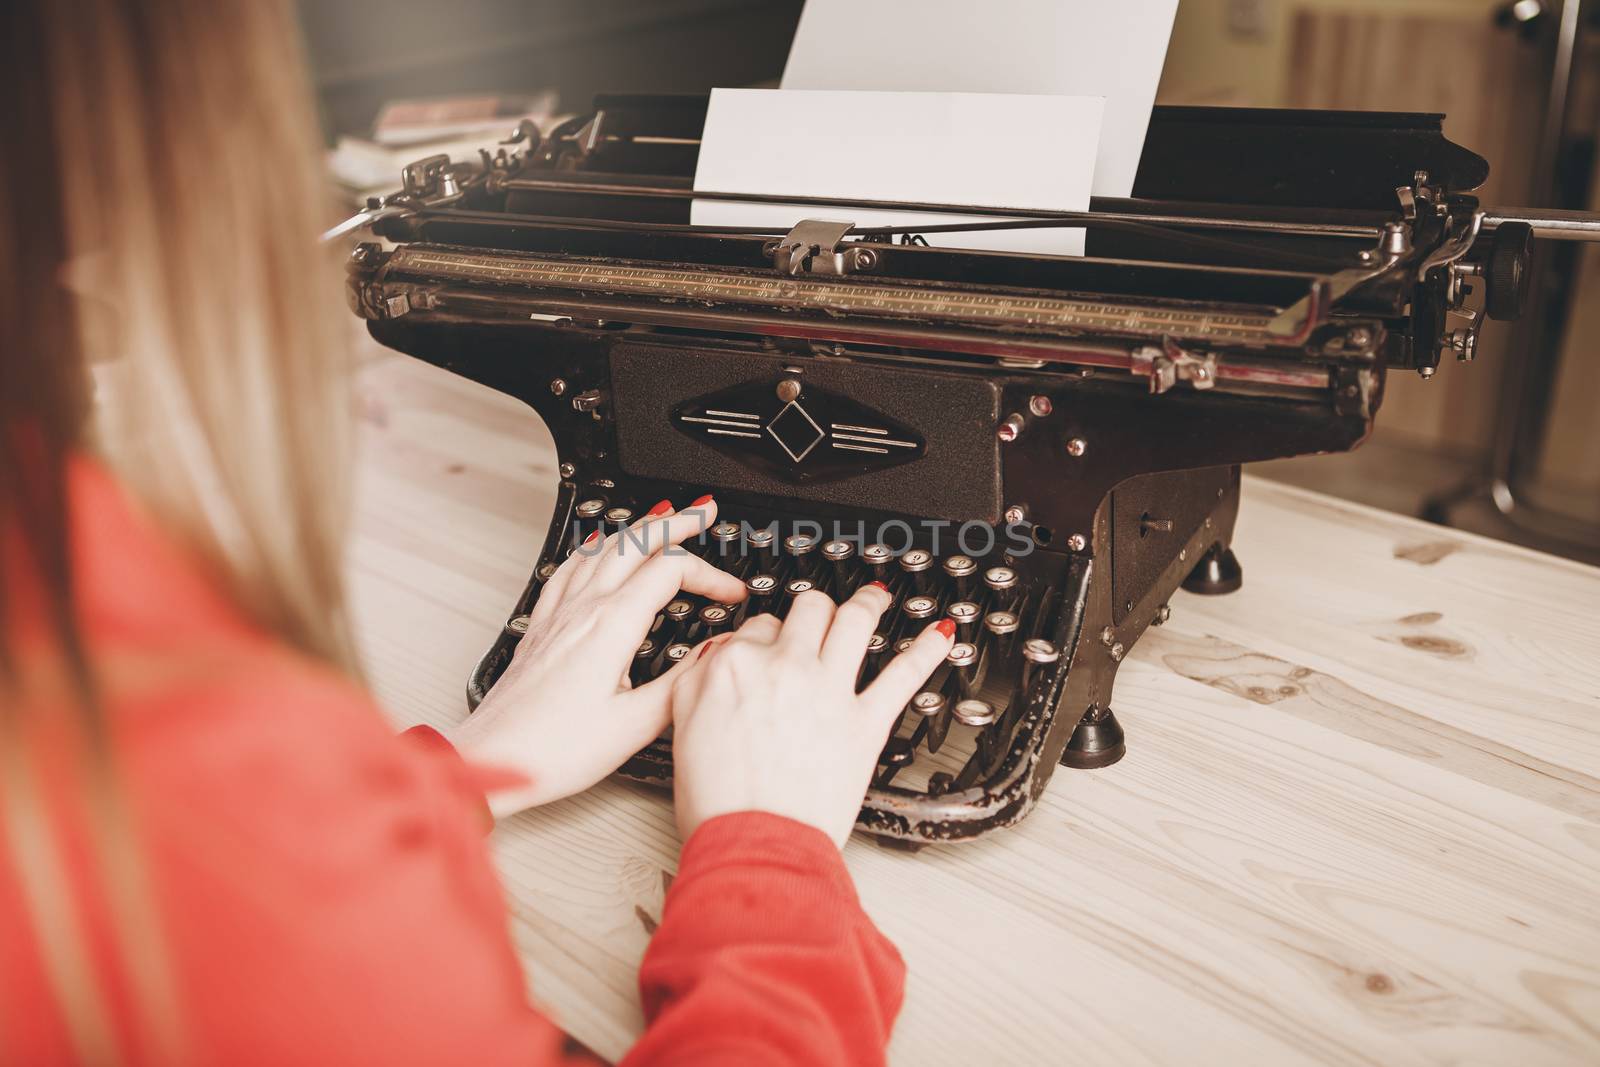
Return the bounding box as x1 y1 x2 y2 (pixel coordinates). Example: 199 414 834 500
398 726 906 1066
107 670 605 1066
625 813 907 1067
398 723 527 833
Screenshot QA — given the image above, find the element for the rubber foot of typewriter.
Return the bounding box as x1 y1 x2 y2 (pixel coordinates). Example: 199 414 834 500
1182 545 1243 596
1060 705 1125 770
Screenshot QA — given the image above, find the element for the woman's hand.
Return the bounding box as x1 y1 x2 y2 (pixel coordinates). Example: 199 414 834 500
446 497 746 818
668 584 955 848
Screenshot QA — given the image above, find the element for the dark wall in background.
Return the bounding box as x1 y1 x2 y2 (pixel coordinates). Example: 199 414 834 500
297 0 804 138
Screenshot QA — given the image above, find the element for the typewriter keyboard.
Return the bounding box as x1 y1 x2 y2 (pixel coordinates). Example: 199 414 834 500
481 496 1074 803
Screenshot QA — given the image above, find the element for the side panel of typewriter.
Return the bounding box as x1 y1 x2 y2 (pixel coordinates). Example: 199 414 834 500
861 383 1377 843
350 300 626 710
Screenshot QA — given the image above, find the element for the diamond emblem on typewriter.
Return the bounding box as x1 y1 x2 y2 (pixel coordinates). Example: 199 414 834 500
673 380 925 483
765 401 825 462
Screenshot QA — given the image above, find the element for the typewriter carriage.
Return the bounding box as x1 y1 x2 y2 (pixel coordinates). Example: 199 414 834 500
345 95 1568 844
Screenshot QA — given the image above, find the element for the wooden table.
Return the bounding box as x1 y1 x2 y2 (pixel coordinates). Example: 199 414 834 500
348 350 1600 1066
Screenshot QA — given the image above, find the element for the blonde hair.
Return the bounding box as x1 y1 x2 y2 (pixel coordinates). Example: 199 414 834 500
1 0 358 1059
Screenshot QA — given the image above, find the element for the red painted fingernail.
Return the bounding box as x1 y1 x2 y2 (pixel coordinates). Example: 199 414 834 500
867 580 889 592
647 499 673 517
690 493 713 507
584 530 601 545
696 642 714 661
934 619 956 639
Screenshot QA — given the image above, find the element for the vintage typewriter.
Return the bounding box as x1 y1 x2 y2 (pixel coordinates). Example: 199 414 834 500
341 94 1581 844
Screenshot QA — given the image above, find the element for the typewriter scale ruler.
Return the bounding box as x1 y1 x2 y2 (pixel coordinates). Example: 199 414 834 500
386 245 1294 346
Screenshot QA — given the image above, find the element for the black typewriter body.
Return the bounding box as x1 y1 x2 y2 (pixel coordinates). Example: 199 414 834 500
346 96 1539 844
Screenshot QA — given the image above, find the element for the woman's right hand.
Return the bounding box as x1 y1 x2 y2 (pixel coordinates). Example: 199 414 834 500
667 584 956 848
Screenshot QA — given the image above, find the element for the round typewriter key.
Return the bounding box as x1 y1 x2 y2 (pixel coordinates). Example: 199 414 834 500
783 533 819 580
985 610 1021 662
630 638 659 685
1018 638 1060 695
857 631 891 690
745 573 778 616
664 643 693 664
947 600 980 642
895 637 916 655
709 520 741 562
942 554 976 578
536 562 558 581
983 565 1020 611
942 553 977 598
902 595 937 620
821 539 854 562
603 506 634 525
983 565 1018 591
1023 638 1060 664
911 691 946 717
744 526 777 568
699 603 733 629
573 499 607 548
953 698 997 727
821 538 855 591
900 548 934 595
777 578 814 620
984 610 1020 635
506 614 530 636
782 533 817 556
664 598 695 623
861 542 893 584
945 641 981 700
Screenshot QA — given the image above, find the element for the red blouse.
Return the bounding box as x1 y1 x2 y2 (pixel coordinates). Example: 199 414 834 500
0 460 905 1064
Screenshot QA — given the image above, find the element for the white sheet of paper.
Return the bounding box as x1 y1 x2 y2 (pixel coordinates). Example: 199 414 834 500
691 89 1103 256
780 0 1179 199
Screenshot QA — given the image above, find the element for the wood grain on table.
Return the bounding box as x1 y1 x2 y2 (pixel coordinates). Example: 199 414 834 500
348 351 1600 1066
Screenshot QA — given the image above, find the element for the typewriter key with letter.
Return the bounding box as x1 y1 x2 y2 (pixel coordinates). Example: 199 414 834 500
983 610 1019 664
778 578 814 620
745 572 778 616
899 548 934 595
782 532 818 581
861 543 892 586
630 639 658 687
946 600 981 644
709 520 741 566
983 565 1019 612
821 539 855 593
942 554 977 600
573 498 607 549
744 526 777 571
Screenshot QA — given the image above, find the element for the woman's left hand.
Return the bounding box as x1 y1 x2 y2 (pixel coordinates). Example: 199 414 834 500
444 497 746 818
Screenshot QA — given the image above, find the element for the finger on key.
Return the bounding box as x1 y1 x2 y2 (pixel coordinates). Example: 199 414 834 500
863 620 957 730
731 612 783 645
526 534 600 628
776 588 838 656
611 550 748 626
590 501 721 592
819 582 893 674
